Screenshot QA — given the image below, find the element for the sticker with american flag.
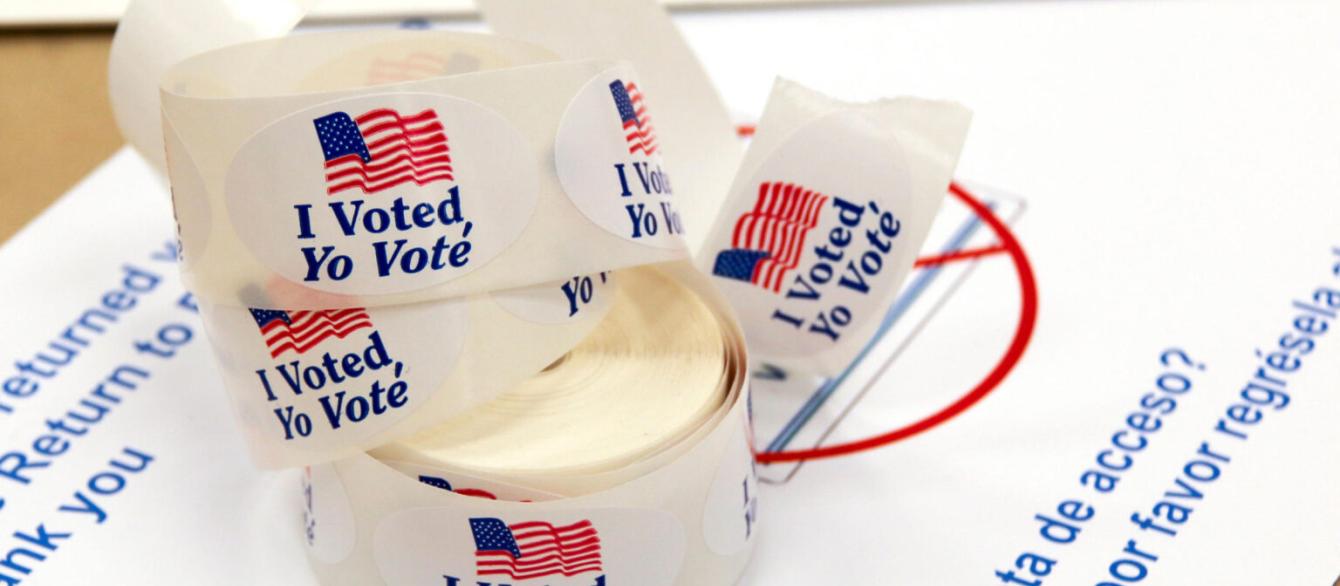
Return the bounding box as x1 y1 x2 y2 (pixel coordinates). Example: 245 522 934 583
226 93 536 296
313 108 453 196
248 307 374 358
552 67 684 251
712 182 829 293
608 79 657 156
204 295 467 456
469 517 603 581
702 110 915 365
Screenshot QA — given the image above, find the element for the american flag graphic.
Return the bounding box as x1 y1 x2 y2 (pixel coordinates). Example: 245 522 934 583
469 518 603 581
313 108 453 196
711 182 829 293
248 308 374 358
608 80 657 156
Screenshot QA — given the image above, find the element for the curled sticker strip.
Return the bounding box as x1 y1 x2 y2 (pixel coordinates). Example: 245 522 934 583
160 31 691 308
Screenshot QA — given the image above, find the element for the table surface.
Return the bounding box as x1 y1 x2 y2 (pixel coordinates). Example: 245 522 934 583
0 29 121 242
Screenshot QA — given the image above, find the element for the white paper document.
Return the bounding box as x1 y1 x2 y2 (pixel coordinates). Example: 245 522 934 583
0 150 316 584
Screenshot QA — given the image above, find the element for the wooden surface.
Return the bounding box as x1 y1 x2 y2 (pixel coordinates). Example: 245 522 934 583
0 30 122 242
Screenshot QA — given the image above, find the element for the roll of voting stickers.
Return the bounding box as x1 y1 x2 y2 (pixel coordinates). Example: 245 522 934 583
106 0 971 583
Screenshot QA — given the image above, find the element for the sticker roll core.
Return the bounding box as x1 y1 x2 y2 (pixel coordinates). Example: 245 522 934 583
305 263 757 586
373 265 731 492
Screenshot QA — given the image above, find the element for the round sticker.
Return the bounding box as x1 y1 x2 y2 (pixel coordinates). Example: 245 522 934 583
554 65 686 249
373 506 685 586
226 92 538 295
203 296 467 454
704 111 912 358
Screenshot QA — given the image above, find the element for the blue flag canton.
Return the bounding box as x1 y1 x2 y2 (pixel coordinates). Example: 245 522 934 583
417 474 454 491
313 112 372 163
608 80 640 126
248 308 292 328
470 518 522 559
712 249 771 282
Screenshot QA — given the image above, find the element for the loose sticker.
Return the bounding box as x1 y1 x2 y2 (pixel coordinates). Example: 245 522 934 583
373 506 685 586
226 92 538 295
555 65 686 249
706 111 912 358
202 297 467 454
303 463 357 564
492 272 616 325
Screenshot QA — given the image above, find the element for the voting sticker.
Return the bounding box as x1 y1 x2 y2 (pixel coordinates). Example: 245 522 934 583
225 92 539 296
554 65 687 250
707 110 912 359
200 297 467 456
